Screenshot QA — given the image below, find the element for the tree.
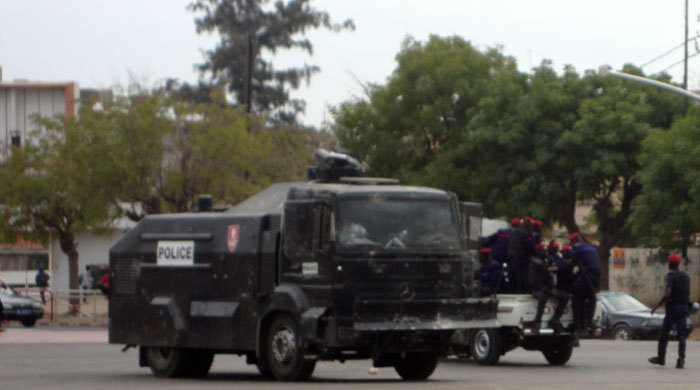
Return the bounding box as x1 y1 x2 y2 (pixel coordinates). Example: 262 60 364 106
0 109 119 291
630 107 700 262
189 0 354 121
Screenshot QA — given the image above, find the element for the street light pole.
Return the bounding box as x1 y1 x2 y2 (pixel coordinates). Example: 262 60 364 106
599 65 700 102
684 0 689 113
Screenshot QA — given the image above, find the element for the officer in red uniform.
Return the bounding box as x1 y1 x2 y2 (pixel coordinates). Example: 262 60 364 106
649 254 691 369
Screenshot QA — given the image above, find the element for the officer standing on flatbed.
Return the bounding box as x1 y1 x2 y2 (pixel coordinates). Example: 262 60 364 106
648 253 691 369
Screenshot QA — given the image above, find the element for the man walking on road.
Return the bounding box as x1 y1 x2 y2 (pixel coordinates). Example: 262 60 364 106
649 253 691 369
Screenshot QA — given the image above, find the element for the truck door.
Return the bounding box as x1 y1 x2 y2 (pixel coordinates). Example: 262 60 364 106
281 200 332 284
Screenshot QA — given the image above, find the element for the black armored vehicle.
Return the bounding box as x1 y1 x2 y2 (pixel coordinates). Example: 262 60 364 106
109 149 497 381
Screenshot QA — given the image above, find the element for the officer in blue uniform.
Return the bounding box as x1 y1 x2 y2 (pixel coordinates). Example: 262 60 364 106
474 248 503 297
569 232 601 333
528 243 569 334
649 254 691 369
549 241 575 294
507 217 536 293
482 219 520 292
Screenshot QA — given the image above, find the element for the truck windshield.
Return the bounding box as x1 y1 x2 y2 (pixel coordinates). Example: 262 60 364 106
336 197 461 252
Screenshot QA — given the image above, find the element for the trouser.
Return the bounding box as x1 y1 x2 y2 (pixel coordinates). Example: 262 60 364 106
39 287 47 304
533 288 570 327
658 304 690 361
515 260 531 294
572 270 600 329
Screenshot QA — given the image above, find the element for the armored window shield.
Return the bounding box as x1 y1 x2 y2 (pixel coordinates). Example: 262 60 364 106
282 200 327 272
460 202 483 251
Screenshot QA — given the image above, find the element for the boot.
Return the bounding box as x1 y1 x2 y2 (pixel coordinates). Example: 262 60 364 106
648 357 665 366
676 359 684 369
549 320 565 334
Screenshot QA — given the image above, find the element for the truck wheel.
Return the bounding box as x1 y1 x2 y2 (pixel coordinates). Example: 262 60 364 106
612 324 632 340
470 329 501 365
21 317 37 327
265 314 316 381
394 352 439 380
543 341 574 365
144 347 191 378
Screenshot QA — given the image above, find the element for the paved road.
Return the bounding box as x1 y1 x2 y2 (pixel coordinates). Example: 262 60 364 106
1 328 700 389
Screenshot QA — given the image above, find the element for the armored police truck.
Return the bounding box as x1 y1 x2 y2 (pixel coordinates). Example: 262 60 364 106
109 149 497 381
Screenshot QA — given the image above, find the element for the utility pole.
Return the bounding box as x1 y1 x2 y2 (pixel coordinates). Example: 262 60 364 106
683 0 689 114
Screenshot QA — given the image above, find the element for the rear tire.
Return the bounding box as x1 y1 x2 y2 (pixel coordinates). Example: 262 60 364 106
543 341 574 365
265 314 316 381
470 329 501 365
21 317 37 327
394 352 439 380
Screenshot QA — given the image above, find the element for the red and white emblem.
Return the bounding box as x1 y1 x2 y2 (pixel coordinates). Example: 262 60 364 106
227 225 240 253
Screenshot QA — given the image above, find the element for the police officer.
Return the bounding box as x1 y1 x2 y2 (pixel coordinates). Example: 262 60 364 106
474 248 504 297
569 232 601 333
533 220 543 244
528 243 569 334
507 216 535 293
482 219 520 292
549 242 575 294
649 254 691 369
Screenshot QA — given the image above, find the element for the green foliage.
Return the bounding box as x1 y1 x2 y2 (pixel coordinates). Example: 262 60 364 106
189 0 353 121
631 107 700 251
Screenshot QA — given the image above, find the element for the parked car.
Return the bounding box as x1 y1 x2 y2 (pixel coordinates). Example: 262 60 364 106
598 292 694 340
1 281 44 327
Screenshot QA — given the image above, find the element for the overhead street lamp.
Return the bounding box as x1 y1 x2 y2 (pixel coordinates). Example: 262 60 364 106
599 65 700 102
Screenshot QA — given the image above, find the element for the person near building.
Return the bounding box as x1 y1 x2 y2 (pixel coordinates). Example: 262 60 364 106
79 266 93 303
482 219 519 292
648 254 691 369
474 248 504 297
568 232 601 334
528 243 569 334
35 266 50 304
97 273 110 297
507 216 535 293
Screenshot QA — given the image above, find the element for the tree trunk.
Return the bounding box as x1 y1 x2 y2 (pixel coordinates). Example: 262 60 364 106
59 231 80 305
597 238 614 291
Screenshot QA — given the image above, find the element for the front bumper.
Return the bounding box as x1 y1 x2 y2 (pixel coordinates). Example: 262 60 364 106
352 298 498 331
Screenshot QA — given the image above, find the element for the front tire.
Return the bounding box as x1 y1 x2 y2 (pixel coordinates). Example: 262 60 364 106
394 352 439 380
470 329 501 365
144 347 214 378
265 314 316 381
21 317 37 327
612 324 632 340
542 341 573 365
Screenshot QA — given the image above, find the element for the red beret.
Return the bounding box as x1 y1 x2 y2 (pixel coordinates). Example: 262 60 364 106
534 220 543 228
568 232 580 242
534 243 546 251
480 248 491 254
510 219 522 227
668 254 682 264
523 216 534 224
549 242 560 250
561 245 572 252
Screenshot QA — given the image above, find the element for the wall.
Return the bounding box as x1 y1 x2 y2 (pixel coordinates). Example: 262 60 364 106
608 247 700 307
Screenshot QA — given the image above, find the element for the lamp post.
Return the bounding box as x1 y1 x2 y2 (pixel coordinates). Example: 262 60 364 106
599 65 700 102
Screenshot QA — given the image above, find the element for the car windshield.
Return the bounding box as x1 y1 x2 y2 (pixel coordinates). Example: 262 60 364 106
336 197 461 253
604 293 650 312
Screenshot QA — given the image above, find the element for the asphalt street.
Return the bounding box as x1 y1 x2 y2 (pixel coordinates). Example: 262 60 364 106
1 328 700 390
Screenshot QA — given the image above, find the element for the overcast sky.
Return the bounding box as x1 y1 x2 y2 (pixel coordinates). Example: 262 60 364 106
1 0 698 127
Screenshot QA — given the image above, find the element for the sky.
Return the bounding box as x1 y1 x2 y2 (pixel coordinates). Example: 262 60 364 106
1 0 698 128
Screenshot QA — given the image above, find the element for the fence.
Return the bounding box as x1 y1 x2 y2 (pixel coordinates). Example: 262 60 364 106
14 287 108 327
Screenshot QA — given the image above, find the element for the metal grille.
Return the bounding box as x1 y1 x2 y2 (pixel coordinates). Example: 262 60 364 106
113 258 139 295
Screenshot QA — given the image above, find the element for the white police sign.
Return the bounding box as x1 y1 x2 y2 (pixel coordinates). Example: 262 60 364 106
157 241 195 266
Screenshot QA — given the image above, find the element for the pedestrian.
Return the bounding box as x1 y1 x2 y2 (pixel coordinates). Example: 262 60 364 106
35 266 50 304
97 273 109 297
80 266 93 303
507 216 535 293
648 254 691 369
528 243 569 334
474 248 503 297
568 232 601 334
549 242 575 294
482 219 519 292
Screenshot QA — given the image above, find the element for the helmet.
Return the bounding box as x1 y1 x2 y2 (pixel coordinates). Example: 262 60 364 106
534 243 546 252
568 232 580 242
480 248 491 255
510 219 522 227
523 216 534 224
561 245 572 252
533 220 543 228
549 242 560 251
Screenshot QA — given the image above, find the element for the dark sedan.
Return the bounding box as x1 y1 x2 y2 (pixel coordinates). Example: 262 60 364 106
1 284 44 327
599 292 694 340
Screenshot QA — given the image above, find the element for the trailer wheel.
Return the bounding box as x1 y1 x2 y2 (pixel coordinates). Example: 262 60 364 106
265 314 316 381
470 329 501 365
394 352 439 380
144 347 191 378
542 341 574 366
